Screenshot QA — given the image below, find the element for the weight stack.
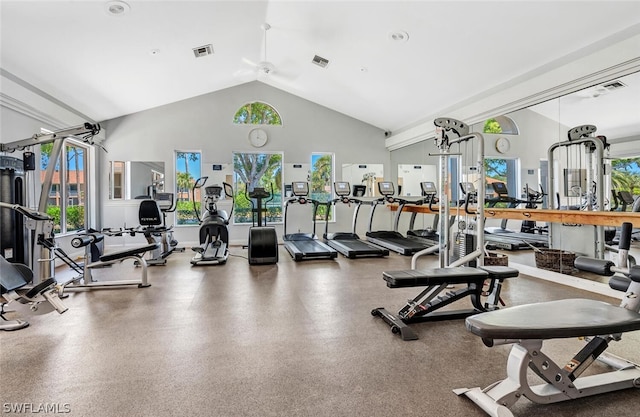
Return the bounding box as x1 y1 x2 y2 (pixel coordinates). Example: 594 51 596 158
1 155 26 263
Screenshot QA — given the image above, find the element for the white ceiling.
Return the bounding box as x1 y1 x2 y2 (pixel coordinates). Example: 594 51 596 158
2 1 640 133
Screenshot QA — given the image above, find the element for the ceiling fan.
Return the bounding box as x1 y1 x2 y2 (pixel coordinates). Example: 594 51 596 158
236 23 296 81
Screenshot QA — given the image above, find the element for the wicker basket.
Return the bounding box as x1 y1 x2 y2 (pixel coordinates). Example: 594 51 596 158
534 249 577 275
484 252 509 266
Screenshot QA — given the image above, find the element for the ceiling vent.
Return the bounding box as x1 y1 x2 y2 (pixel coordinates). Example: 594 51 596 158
312 55 330 68
193 44 213 58
601 80 626 91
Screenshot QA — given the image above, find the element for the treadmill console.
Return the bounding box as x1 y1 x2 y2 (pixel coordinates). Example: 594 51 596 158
352 185 366 197
378 181 395 196
420 181 437 196
292 182 309 197
492 181 509 196
334 181 350 197
460 182 476 195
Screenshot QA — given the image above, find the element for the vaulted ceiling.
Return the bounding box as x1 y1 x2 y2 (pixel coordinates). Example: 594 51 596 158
1 1 640 133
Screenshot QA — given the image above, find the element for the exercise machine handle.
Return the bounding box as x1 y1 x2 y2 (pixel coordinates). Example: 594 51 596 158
619 222 632 251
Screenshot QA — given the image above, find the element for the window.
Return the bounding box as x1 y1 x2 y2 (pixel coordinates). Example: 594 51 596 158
485 158 519 204
233 152 283 224
40 139 89 233
109 161 125 199
611 157 640 194
483 116 519 135
310 153 334 220
233 101 282 125
175 151 202 225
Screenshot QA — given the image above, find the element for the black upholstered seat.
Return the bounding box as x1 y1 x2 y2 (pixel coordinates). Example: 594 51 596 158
466 298 640 340
382 266 488 288
99 243 160 262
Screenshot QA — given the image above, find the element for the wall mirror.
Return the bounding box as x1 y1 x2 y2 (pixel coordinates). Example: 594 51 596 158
341 163 383 197
397 164 437 196
109 161 164 200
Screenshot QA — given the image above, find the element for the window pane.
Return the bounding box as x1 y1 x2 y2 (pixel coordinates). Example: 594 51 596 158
110 161 125 199
65 144 86 232
40 143 62 233
233 152 282 224
232 102 282 125
484 158 519 203
175 152 202 225
310 153 333 220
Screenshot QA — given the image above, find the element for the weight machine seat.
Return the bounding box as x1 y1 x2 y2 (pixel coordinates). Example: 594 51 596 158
99 243 160 263
466 298 640 342
478 265 520 280
382 267 489 288
1 256 33 293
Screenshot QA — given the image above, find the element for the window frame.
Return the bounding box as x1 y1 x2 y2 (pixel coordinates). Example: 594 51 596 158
232 151 284 225
175 150 202 226
232 101 283 126
40 137 91 235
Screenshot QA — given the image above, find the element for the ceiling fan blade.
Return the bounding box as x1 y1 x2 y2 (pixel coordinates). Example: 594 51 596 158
233 68 257 81
241 57 259 68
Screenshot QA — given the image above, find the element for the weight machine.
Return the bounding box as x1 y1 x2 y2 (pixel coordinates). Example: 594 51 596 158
372 118 519 340
548 124 609 258
1 123 101 285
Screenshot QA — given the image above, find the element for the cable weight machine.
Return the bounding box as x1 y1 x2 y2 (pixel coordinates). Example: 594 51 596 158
548 124 609 258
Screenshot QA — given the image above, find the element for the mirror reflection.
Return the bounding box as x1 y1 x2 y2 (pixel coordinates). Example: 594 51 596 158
109 161 165 200
341 163 383 197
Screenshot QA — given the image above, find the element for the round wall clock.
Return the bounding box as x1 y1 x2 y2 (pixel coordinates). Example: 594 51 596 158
495 137 510 154
248 128 268 148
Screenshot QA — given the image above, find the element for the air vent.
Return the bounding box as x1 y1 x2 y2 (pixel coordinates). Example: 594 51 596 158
601 80 626 91
193 44 213 58
312 55 330 68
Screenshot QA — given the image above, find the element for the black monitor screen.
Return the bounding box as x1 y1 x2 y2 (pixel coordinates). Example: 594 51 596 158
492 182 508 195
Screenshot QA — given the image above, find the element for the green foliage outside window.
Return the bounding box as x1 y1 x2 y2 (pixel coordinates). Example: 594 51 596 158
483 118 502 134
611 158 640 194
233 152 283 223
233 102 282 125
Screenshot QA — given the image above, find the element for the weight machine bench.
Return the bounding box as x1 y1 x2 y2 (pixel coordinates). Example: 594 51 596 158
455 229 640 417
62 232 159 293
372 265 519 340
1 256 68 330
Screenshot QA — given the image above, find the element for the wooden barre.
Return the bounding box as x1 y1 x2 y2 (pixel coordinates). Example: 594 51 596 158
388 204 640 227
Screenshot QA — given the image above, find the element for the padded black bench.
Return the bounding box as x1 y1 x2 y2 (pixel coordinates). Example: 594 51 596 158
372 265 519 340
466 298 640 342
455 223 640 417
62 243 160 293
99 243 159 263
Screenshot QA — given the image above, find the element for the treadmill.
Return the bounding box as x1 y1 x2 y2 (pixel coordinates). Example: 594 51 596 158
483 181 548 250
406 181 443 247
365 181 431 256
323 181 389 259
283 181 337 261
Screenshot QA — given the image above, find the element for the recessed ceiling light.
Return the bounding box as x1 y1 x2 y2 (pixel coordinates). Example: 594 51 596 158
388 31 409 42
149 49 160 56
106 1 130 16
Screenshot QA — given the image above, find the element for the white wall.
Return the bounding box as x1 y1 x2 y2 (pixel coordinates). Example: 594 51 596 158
100 81 389 245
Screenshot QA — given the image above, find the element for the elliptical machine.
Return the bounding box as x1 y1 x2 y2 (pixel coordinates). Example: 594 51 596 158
246 183 278 265
190 177 234 266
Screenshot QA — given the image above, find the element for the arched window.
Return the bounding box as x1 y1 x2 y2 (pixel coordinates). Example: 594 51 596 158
483 115 519 135
233 101 282 125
